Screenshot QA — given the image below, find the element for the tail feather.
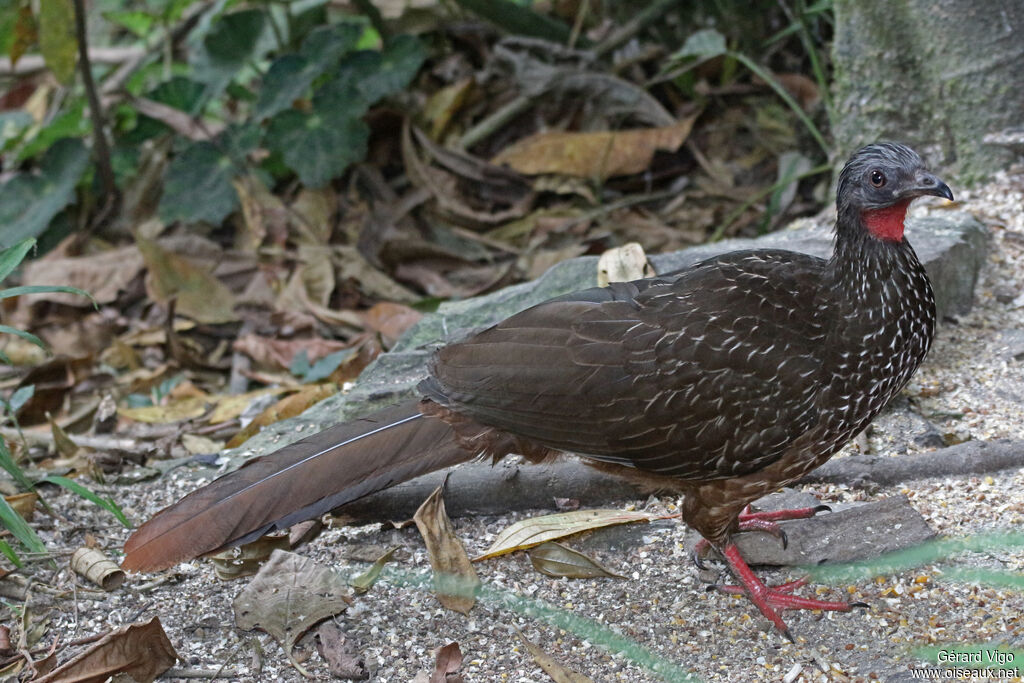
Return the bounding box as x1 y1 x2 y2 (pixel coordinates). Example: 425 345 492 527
122 400 470 572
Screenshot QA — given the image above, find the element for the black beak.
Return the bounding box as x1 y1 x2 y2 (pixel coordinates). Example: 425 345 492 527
904 170 954 201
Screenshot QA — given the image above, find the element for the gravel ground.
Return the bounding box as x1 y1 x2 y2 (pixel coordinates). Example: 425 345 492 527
24 166 1024 682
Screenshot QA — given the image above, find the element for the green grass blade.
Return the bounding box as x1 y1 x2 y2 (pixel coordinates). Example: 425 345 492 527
0 325 47 351
0 436 36 493
731 52 829 154
0 238 35 283
0 494 47 556
0 285 96 304
0 538 22 568
39 475 132 528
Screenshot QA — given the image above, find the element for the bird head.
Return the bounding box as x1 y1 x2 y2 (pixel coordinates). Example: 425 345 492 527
836 142 954 242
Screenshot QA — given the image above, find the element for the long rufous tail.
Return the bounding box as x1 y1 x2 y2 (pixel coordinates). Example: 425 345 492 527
122 400 470 572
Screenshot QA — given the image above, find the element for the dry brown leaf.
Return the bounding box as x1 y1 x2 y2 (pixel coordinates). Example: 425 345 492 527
34 617 178 683
4 492 37 521
233 175 289 251
290 187 337 245
118 397 207 424
363 302 422 347
517 630 594 683
295 244 335 307
233 549 352 676
205 387 287 424
231 334 349 371
424 78 473 140
596 242 654 286
226 383 338 449
527 542 626 579
429 642 465 683
210 535 290 580
475 509 661 560
20 245 145 307
316 621 368 680
137 239 237 324
492 114 698 180
413 485 480 614
180 433 225 455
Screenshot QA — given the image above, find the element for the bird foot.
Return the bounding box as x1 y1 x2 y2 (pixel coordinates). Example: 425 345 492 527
691 503 830 569
711 542 867 641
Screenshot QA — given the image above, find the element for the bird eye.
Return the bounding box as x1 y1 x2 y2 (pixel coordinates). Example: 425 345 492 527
869 170 886 188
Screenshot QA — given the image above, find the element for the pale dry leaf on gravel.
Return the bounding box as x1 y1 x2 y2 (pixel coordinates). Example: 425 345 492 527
233 549 352 675
413 485 480 614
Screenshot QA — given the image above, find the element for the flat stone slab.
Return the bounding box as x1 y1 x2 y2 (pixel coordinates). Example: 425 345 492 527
237 210 988 459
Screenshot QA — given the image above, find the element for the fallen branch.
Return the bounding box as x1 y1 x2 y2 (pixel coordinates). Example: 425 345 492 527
338 439 1024 521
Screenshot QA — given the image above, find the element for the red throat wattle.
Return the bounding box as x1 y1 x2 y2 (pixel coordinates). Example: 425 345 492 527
861 199 912 242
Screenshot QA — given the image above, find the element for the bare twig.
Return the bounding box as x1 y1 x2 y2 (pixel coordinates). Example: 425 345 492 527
72 0 119 230
0 48 144 76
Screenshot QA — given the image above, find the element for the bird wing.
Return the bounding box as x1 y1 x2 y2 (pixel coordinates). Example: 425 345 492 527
421 250 830 481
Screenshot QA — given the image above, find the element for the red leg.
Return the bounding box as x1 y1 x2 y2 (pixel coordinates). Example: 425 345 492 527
692 503 830 568
713 543 866 641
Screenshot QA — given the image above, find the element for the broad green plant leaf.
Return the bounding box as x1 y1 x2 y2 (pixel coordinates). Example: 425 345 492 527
158 141 239 224
0 111 32 150
38 0 77 83
103 10 155 37
265 107 369 188
256 20 366 119
0 237 34 281
452 0 576 44
0 138 90 247
39 475 131 527
17 99 88 161
190 9 273 97
671 28 728 61
475 509 661 560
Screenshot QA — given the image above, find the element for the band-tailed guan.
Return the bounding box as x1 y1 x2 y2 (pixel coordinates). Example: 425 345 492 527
123 142 953 639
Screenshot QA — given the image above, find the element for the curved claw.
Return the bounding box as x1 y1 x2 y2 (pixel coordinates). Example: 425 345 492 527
692 545 708 570
850 601 870 610
779 528 789 550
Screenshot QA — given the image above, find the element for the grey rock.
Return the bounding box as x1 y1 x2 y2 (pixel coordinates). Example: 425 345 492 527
692 495 936 567
832 0 1024 180
234 211 987 463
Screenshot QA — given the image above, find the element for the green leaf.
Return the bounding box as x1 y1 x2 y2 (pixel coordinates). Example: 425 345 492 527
17 99 87 161
451 0 576 44
254 23 364 120
103 9 155 37
0 539 22 568
0 491 47 557
191 9 273 96
672 28 728 62
254 55 311 120
0 436 36 494
7 385 34 414
0 137 90 247
0 284 94 302
0 324 46 350
158 141 239 224
39 475 132 528
324 36 424 107
365 35 425 102
0 237 35 282
301 21 362 67
0 111 33 150
265 107 368 188
38 0 77 83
